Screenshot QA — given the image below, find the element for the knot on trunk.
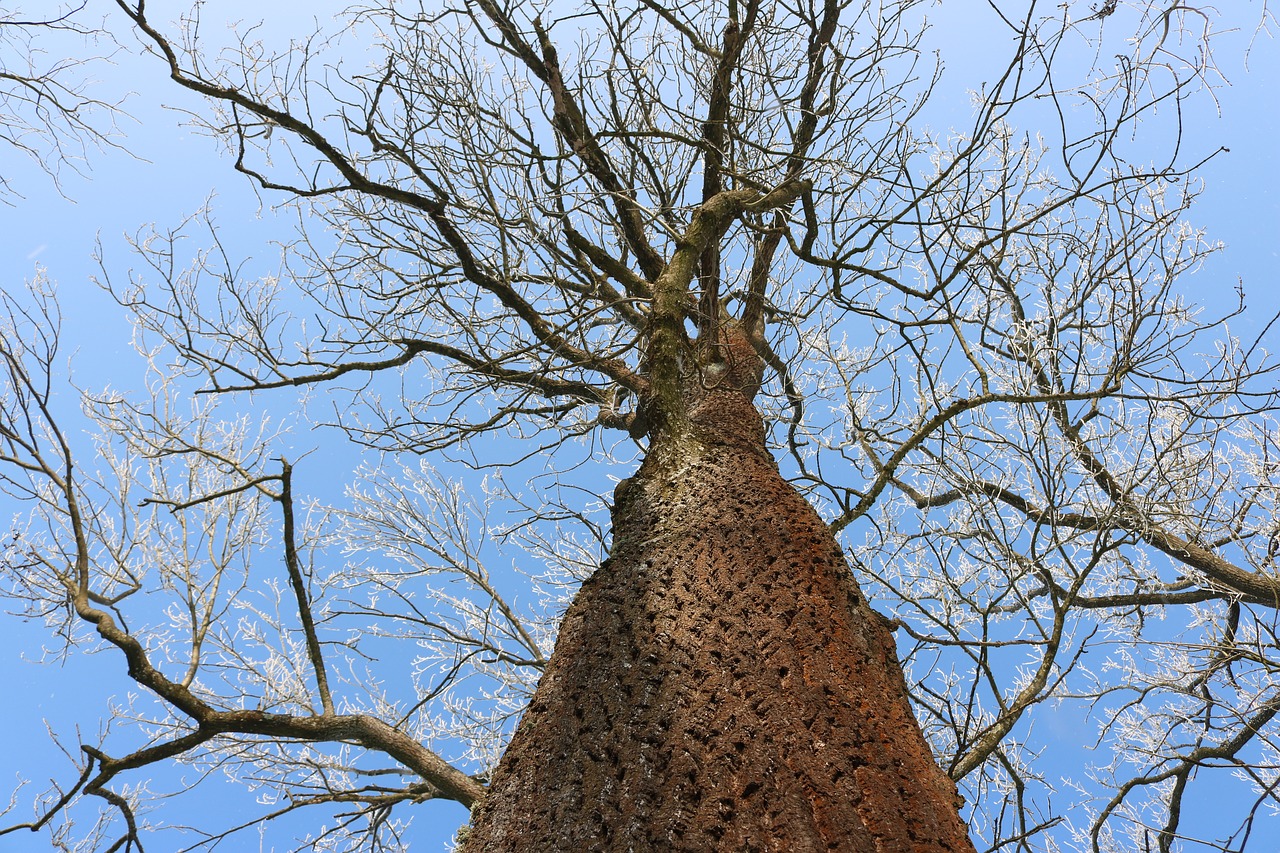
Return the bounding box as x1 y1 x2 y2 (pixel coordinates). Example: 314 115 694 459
635 313 767 448
690 315 764 401
681 316 769 452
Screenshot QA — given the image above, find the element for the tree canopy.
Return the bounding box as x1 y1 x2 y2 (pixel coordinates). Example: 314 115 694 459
2 1 1279 850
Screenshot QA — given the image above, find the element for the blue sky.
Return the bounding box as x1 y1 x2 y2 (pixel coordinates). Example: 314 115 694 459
2 2 1279 851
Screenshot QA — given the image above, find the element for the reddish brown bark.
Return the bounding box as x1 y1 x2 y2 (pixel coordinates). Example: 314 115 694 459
462 332 975 851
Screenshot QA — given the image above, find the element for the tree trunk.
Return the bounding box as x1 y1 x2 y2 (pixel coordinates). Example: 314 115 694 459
462 346 975 851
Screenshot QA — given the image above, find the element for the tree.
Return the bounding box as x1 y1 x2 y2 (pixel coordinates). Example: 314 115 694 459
0 2 127 197
2 0 1278 850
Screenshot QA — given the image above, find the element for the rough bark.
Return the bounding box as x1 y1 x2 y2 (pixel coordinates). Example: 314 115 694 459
463 328 975 852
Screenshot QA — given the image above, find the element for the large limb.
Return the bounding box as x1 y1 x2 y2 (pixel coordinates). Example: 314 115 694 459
0 300 484 846
697 3 758 344
647 182 810 437
991 264 1280 603
113 1 645 397
469 0 666 282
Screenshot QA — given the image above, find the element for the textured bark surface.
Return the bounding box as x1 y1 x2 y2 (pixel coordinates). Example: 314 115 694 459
462 340 975 851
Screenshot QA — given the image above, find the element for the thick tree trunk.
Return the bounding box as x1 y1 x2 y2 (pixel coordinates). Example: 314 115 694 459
463 376 975 850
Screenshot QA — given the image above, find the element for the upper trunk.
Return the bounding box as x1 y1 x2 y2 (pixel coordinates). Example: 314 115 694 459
462 327 975 852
